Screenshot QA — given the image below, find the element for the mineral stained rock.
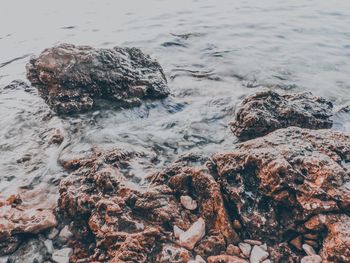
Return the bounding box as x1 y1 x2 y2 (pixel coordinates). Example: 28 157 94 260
230 90 333 140
26 43 169 114
212 127 350 261
58 151 239 262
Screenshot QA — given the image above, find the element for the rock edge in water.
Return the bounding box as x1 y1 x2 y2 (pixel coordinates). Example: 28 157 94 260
26 43 169 114
230 90 333 140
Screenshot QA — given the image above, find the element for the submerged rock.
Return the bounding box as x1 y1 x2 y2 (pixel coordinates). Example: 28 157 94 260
26 43 169 114
230 90 333 140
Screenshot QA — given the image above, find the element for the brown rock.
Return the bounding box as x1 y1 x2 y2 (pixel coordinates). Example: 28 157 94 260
304 214 350 262
212 127 350 244
26 43 169 114
58 150 239 261
230 90 333 140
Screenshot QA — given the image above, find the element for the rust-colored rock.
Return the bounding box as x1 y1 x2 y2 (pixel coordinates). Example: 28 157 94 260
230 90 333 140
26 43 169 114
212 127 350 246
58 151 239 262
304 214 350 263
0 193 57 256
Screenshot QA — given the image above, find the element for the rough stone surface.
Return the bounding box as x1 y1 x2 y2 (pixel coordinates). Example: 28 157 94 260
58 151 238 262
26 43 169 114
304 214 350 263
212 127 350 246
230 90 333 140
0 194 56 256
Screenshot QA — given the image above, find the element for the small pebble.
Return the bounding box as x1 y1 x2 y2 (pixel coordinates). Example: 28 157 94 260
300 255 322 263
44 239 54 254
178 218 205 250
238 243 252 258
59 226 73 243
302 244 316 256
250 245 269 263
52 248 72 263
47 228 59 239
180 195 197 210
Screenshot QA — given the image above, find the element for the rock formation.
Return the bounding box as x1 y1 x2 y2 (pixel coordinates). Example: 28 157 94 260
26 43 169 114
230 90 333 140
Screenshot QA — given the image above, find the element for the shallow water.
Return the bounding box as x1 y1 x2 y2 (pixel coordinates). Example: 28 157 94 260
1 0 350 203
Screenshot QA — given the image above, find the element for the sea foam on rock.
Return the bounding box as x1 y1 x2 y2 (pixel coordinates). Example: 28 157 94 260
26 43 169 114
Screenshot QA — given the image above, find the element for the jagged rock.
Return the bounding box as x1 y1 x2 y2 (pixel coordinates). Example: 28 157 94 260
250 245 269 263
243 239 262 246
304 214 350 262
58 151 239 262
26 43 169 114
230 90 333 140
212 127 350 245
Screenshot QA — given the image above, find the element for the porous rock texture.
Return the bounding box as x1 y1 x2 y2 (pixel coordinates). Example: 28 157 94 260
26 43 169 114
230 90 333 140
56 126 350 262
212 127 350 262
58 151 238 262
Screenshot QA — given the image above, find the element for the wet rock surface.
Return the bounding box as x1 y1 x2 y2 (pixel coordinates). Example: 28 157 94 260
26 43 169 114
213 126 350 239
0 194 57 257
3 72 350 263
54 124 350 262
230 90 333 140
57 151 238 262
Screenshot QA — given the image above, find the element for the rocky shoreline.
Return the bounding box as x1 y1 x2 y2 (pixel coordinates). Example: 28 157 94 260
1 44 350 263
